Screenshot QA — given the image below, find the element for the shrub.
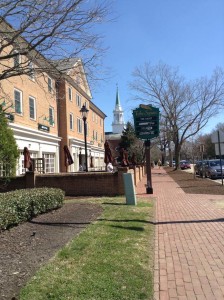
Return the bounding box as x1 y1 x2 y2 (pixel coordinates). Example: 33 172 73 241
0 107 20 178
0 188 64 230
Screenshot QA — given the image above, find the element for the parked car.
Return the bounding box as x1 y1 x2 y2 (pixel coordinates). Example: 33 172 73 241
180 160 191 170
165 160 176 167
204 159 224 179
194 160 204 176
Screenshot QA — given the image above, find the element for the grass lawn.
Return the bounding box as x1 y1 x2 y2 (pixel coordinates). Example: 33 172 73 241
20 196 154 300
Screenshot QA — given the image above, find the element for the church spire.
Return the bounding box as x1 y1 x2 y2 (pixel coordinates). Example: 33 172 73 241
116 85 120 106
112 85 125 134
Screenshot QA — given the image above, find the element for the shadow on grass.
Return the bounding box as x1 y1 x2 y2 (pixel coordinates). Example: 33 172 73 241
110 225 145 231
98 218 224 225
29 220 91 227
102 202 126 206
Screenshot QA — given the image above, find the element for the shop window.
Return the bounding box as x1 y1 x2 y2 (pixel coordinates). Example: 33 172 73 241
43 153 55 173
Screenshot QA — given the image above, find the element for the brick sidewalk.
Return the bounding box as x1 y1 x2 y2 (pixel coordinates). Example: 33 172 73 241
137 167 224 300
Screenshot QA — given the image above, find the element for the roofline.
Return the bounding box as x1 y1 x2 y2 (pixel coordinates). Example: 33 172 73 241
89 100 107 119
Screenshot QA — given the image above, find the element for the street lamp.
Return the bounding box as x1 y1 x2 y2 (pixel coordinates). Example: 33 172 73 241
80 104 89 172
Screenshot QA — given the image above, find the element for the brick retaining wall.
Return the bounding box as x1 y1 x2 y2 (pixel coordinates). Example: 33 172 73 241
0 166 145 196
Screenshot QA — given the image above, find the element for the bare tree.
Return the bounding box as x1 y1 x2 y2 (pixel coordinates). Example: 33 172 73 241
214 122 224 132
0 0 110 83
130 62 224 168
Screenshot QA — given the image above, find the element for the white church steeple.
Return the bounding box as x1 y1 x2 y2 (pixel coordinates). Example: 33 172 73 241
112 86 125 134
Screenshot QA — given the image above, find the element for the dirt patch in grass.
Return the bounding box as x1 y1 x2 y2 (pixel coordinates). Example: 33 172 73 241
0 202 102 300
165 167 224 195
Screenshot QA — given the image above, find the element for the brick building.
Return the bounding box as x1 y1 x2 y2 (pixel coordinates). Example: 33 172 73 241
0 21 106 175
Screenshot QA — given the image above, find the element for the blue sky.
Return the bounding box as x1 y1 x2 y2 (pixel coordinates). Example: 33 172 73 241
91 0 224 134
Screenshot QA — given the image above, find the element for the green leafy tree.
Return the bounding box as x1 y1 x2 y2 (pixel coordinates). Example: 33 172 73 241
119 122 144 163
0 106 19 178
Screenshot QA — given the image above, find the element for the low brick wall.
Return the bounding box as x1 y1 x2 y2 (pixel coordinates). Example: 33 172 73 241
0 165 146 196
0 176 26 192
35 171 124 196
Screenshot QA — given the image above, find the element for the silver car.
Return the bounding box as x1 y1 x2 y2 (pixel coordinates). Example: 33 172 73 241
204 159 224 179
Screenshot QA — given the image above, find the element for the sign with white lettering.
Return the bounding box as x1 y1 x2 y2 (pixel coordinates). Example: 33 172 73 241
38 123 50 132
133 105 160 140
5 113 14 122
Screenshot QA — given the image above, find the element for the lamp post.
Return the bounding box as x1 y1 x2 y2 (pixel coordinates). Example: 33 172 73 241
80 104 89 172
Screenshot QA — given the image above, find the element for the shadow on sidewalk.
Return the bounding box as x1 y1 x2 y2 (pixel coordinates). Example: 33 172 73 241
98 217 224 225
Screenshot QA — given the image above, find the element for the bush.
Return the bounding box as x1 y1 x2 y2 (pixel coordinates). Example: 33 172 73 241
0 188 64 230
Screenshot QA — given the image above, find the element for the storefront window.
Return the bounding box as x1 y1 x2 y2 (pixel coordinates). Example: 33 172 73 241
43 153 55 173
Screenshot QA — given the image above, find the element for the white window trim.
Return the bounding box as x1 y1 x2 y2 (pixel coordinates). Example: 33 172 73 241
28 61 35 80
14 88 23 115
77 117 83 133
13 50 20 68
70 113 74 130
29 96 36 120
68 87 73 101
43 153 55 173
49 106 55 127
86 121 89 136
84 101 89 109
76 94 81 107
48 77 53 93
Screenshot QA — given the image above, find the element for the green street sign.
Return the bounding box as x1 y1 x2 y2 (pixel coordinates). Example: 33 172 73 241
133 104 160 140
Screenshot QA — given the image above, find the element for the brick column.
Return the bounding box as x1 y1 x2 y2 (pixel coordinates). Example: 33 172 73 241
117 167 129 195
25 171 37 188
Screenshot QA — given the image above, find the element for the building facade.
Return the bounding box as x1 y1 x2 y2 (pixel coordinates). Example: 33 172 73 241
0 22 106 175
56 59 106 172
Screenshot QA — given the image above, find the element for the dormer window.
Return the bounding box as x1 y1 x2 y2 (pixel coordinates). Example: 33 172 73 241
13 50 20 68
28 61 35 80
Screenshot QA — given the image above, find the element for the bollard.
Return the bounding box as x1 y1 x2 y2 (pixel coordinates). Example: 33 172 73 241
123 173 137 205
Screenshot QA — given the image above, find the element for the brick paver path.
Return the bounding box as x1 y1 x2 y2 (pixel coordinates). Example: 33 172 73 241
137 167 224 300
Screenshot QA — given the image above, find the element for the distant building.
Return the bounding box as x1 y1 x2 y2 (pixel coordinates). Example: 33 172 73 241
112 86 125 134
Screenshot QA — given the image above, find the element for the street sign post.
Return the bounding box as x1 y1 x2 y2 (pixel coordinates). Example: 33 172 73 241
133 104 160 194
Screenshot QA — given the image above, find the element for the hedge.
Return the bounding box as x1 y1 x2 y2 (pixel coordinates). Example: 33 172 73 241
0 188 65 230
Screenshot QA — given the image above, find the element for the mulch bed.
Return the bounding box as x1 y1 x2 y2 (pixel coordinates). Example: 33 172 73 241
1 170 224 300
0 202 102 300
165 167 224 195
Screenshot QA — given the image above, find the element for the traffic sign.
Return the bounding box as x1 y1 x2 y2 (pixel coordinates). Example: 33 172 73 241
133 104 160 140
